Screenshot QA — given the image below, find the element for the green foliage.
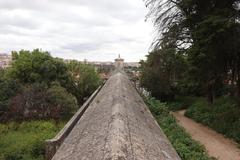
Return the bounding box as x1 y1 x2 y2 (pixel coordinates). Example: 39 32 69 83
0 50 101 159
0 120 65 160
67 60 101 104
145 97 213 160
0 49 101 121
8 49 71 88
185 96 240 143
145 0 240 103
140 48 187 101
47 84 78 119
166 96 199 111
0 70 22 118
6 82 78 121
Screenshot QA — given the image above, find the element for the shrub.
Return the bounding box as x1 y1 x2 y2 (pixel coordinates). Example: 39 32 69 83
0 49 101 121
47 84 78 119
185 96 240 143
0 120 65 160
0 123 8 134
0 74 22 120
6 83 78 121
67 60 101 104
9 49 71 87
166 96 199 111
145 97 213 160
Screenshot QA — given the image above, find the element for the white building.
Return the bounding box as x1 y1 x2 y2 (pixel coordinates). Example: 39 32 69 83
114 54 124 70
0 53 12 69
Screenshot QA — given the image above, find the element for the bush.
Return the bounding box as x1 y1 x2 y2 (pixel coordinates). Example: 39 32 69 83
9 49 71 87
166 96 199 111
0 123 8 134
145 97 213 160
0 120 65 160
6 83 78 121
47 83 78 119
0 49 101 121
67 60 101 104
185 96 240 143
0 73 22 119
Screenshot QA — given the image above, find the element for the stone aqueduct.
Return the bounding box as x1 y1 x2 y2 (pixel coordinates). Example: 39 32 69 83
46 71 181 160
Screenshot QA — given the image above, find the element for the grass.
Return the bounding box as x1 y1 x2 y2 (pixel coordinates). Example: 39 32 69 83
185 96 240 143
145 97 214 160
0 120 65 160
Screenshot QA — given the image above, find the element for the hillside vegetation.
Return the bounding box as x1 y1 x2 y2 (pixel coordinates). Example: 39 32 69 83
0 121 65 160
145 97 214 160
0 49 101 121
0 49 101 160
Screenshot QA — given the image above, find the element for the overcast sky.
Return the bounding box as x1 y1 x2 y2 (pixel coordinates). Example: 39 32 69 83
0 0 154 62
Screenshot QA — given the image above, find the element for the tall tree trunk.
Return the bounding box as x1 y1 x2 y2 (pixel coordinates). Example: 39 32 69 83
237 74 240 106
230 68 235 96
207 80 214 104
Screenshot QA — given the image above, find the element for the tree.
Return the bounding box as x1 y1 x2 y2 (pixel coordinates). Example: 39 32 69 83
140 46 186 101
0 49 102 121
47 83 78 119
145 0 240 103
67 60 101 104
0 69 21 119
8 49 71 88
7 83 78 121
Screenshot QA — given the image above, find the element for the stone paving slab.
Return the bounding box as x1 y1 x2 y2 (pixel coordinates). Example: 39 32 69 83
51 72 181 160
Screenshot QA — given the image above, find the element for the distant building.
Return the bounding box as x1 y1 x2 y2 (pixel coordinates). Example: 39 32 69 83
124 62 140 68
114 54 124 70
0 53 12 69
63 55 139 74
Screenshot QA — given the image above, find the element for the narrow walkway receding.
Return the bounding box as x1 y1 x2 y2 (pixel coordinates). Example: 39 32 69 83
51 72 181 160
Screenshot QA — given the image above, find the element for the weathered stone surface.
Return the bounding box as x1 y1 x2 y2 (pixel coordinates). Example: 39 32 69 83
45 85 104 160
51 72 181 160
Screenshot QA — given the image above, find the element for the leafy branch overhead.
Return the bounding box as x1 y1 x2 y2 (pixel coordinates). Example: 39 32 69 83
142 0 240 104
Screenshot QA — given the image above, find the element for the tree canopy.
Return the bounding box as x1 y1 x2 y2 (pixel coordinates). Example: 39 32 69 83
0 49 101 121
67 60 101 104
141 0 240 103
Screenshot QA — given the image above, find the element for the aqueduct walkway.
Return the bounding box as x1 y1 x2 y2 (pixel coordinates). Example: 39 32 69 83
47 72 180 160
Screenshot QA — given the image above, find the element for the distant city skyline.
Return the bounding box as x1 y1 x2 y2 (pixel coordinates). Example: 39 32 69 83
0 0 154 62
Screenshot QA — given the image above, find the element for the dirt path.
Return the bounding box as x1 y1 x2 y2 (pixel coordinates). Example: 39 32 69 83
172 110 240 160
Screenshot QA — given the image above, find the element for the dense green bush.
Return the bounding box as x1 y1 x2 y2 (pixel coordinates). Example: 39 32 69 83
7 49 101 106
6 83 78 121
0 120 65 160
0 49 101 121
140 49 187 101
67 60 101 104
185 96 240 143
0 50 101 159
145 97 213 160
47 84 78 119
9 49 71 87
166 96 199 111
0 71 22 119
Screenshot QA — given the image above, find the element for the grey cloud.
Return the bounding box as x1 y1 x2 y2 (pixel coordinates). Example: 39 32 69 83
0 0 53 10
62 42 102 53
0 0 153 61
0 15 40 30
